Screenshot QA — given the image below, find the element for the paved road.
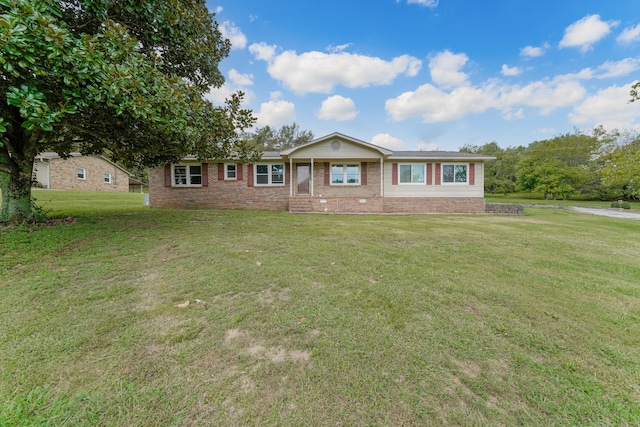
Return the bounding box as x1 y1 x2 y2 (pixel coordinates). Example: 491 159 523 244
572 206 640 220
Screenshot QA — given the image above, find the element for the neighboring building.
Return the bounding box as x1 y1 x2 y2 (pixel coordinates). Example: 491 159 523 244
33 153 132 192
148 133 496 214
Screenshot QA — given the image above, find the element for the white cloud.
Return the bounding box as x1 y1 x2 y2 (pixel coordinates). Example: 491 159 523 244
204 69 254 105
501 64 522 76
429 50 470 88
211 6 223 14
386 68 589 123
255 92 296 127
617 24 640 44
249 42 277 61
520 43 549 58
228 69 253 86
403 0 439 7
253 49 422 94
594 58 640 79
220 21 247 50
416 141 439 151
559 14 619 52
371 133 406 150
569 84 640 129
327 43 352 53
317 95 358 121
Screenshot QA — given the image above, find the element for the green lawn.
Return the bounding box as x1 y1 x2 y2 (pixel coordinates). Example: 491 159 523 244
1 191 639 425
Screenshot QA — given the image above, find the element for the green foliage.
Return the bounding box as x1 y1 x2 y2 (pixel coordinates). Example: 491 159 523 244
600 139 640 199
515 129 609 199
621 201 631 209
241 122 314 151
611 201 621 208
460 142 521 193
0 0 257 221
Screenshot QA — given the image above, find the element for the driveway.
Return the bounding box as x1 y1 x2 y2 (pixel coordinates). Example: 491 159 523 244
571 206 640 220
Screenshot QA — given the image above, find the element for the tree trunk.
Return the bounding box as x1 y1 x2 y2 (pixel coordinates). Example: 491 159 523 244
0 130 39 223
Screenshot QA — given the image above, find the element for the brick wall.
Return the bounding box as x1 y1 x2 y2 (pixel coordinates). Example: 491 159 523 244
149 163 289 210
150 162 487 214
383 197 486 213
48 156 129 192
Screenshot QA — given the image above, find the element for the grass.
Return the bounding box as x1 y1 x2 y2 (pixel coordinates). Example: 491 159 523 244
1 191 639 425
486 192 640 210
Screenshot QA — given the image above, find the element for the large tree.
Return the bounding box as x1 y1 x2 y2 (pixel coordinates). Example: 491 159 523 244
460 142 522 194
242 122 314 151
0 0 257 222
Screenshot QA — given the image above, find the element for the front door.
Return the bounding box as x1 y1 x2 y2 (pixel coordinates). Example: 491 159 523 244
296 164 310 195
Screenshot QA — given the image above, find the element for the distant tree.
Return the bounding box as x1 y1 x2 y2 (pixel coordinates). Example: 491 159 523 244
516 129 608 199
460 142 522 194
243 122 314 151
0 0 257 222
600 138 640 200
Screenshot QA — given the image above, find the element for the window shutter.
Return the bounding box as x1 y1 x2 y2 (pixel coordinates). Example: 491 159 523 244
392 163 398 185
324 162 330 186
247 164 254 187
361 162 367 186
202 163 209 187
426 163 433 185
435 163 441 185
164 165 171 187
217 163 224 180
469 163 475 185
237 163 243 181
285 163 291 187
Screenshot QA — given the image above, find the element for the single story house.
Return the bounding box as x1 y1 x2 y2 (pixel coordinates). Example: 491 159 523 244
148 132 495 214
34 152 132 192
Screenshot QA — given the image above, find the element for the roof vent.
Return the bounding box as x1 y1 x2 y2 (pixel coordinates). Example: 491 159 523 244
330 140 341 151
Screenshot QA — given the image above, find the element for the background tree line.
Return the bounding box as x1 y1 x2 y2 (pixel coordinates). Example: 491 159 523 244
460 126 640 201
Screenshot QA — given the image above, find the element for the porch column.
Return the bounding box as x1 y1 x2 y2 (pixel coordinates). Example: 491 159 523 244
310 158 314 197
289 158 293 197
380 158 384 197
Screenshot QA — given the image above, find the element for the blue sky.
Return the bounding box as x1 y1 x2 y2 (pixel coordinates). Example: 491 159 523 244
206 0 640 151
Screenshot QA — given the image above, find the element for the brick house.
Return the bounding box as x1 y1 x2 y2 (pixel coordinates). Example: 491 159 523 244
148 132 495 214
34 152 132 192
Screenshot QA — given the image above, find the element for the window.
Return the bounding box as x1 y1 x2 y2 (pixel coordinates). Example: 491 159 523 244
77 168 86 180
255 163 284 185
399 164 425 184
104 173 112 183
225 164 236 180
331 163 360 185
173 164 202 186
442 164 467 183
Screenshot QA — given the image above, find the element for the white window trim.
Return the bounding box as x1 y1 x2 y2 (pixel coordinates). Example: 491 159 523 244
172 163 203 187
104 172 112 184
442 163 468 184
399 163 426 185
77 168 86 180
225 163 237 180
330 162 360 186
254 163 285 186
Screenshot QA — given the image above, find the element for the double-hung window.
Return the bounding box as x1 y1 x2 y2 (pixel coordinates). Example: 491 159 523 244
173 164 202 186
399 164 425 184
442 163 468 183
225 164 236 180
77 168 86 180
255 163 284 185
331 163 360 185
104 172 112 183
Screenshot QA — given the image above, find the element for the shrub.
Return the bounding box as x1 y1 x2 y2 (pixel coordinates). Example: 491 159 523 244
621 202 631 209
611 201 621 208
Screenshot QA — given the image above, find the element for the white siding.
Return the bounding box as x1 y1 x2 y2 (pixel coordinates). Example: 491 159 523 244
383 162 485 197
288 138 384 160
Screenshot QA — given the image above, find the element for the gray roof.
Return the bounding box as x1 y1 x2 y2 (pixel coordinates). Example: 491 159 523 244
390 151 496 160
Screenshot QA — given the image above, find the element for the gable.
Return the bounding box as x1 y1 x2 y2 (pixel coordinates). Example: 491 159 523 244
282 133 392 160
